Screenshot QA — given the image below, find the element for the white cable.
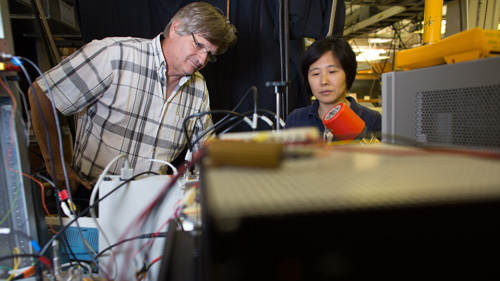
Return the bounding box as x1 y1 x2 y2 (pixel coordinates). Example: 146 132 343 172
146 159 178 177
60 262 92 275
60 202 74 220
278 117 286 130
252 113 259 130
259 115 274 129
89 154 130 279
243 116 253 128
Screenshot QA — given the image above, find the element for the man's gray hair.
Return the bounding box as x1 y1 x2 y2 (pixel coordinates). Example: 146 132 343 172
164 2 237 55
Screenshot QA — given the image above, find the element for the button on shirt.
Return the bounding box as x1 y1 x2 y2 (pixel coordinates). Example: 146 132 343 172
37 34 213 183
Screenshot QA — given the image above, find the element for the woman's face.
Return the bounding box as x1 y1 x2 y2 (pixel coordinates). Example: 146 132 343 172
307 51 347 108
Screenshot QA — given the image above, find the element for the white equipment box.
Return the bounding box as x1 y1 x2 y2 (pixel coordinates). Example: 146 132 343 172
98 175 184 281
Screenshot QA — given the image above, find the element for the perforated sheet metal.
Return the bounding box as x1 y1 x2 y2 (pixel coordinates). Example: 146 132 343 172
415 85 500 151
203 144 500 229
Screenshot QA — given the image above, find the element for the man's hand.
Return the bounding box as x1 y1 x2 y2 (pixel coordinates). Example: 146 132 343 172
53 162 92 194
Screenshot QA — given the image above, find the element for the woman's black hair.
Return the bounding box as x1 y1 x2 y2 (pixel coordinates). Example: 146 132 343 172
301 36 357 96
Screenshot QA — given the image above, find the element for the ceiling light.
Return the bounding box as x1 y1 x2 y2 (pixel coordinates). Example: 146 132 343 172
356 52 389 62
368 38 392 44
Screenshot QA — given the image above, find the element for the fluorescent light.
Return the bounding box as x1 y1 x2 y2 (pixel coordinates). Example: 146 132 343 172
353 47 389 61
368 38 392 44
356 53 389 62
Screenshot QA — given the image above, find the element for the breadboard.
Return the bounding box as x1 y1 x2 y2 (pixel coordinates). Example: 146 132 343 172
203 144 500 230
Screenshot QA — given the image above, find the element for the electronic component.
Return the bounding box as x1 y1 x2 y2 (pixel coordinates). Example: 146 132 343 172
97 175 186 280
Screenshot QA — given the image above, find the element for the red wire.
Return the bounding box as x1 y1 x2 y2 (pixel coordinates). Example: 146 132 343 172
0 79 56 233
108 150 205 279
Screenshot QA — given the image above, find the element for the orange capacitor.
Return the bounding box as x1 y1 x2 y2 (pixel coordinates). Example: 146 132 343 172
322 103 366 141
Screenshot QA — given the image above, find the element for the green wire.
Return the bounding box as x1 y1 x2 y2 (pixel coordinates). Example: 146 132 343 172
0 110 21 226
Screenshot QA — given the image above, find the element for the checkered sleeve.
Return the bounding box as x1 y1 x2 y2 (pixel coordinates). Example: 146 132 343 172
37 38 115 115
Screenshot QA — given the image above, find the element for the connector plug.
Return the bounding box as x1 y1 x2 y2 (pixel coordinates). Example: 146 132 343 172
121 166 134 180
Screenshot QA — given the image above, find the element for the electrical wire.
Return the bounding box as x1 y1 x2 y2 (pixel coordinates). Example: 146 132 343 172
41 204 84 275
185 86 258 152
137 255 163 281
392 24 407 50
13 79 31 147
5 247 20 281
95 232 167 260
190 108 284 146
109 151 205 280
217 115 255 136
88 154 131 279
14 56 99 275
30 173 61 235
183 110 250 152
60 262 92 276
0 253 53 277
351 39 381 81
231 109 283 131
40 171 156 255
1 230 41 260
0 79 22 229
38 172 158 277
132 205 179 273
22 57 96 269
2 76 92 276
0 79 63 270
10 59 59 222
146 159 178 176
45 180 88 271
15 56 72 197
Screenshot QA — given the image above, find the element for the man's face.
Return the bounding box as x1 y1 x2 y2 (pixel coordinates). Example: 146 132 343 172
168 30 218 76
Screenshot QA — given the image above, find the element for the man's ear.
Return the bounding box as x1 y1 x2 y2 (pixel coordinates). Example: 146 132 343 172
169 20 181 38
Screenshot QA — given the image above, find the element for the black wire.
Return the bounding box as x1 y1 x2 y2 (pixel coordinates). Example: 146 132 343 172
187 87 258 149
95 232 167 259
232 86 258 113
38 172 158 257
4 63 63 279
182 110 248 152
19 56 73 194
218 115 253 135
37 174 84 270
17 62 58 198
0 253 54 278
53 196 88 270
133 151 205 275
190 112 255 149
17 58 93 272
392 24 407 50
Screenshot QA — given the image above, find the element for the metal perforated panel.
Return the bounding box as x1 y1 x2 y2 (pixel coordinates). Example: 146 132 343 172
415 85 500 151
203 144 500 224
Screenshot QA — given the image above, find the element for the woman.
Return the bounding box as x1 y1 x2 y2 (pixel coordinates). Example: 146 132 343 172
285 36 381 140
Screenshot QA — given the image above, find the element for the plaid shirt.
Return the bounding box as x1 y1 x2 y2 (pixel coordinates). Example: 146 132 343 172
37 34 213 183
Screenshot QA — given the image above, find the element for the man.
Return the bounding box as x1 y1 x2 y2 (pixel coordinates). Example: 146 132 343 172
29 2 237 194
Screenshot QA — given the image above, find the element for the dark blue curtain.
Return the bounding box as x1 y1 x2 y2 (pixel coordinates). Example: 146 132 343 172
75 0 345 129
